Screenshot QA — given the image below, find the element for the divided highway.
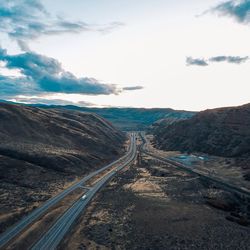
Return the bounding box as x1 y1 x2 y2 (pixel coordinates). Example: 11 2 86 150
0 133 137 249
32 132 137 250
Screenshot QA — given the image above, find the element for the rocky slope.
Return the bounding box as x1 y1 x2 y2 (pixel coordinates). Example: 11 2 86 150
154 103 250 158
149 117 189 134
0 102 126 232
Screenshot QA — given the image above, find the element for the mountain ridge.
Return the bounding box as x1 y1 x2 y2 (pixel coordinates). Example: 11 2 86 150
153 103 250 157
27 103 196 131
0 102 126 233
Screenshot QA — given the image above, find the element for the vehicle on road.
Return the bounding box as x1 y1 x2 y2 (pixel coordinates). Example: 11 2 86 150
81 194 87 200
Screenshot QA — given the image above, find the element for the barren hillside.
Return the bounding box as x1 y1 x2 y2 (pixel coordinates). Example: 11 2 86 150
32 104 196 131
0 102 126 232
154 103 250 158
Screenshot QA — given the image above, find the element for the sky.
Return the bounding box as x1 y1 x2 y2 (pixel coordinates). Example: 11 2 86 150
0 0 250 111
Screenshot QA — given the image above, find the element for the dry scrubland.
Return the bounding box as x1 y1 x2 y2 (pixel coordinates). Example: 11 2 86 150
59 154 250 250
153 103 250 182
0 103 126 233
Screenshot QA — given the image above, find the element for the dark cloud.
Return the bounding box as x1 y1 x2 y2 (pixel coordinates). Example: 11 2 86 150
211 0 250 24
0 0 139 103
209 56 249 64
0 74 36 97
186 57 208 66
0 0 124 50
0 48 120 96
123 86 144 91
186 55 249 66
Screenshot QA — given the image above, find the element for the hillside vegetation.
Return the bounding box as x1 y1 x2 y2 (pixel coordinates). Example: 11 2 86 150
154 103 250 158
0 102 126 232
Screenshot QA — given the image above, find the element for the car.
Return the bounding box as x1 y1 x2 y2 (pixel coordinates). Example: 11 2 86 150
81 194 87 200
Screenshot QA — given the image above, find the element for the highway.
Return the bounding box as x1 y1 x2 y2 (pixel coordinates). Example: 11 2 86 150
0 133 136 249
32 132 137 250
139 132 250 198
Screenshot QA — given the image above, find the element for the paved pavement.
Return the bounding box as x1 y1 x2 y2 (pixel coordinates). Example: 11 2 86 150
0 133 135 248
32 133 137 250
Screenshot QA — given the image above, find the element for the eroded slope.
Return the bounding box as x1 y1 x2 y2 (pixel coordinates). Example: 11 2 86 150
0 102 126 232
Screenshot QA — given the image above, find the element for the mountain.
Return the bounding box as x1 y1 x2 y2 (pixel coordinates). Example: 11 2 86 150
0 102 125 232
153 103 250 158
0 102 126 176
149 117 189 134
30 104 196 131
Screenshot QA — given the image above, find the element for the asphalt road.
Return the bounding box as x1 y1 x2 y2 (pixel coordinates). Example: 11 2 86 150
0 133 135 249
139 132 250 198
32 133 137 250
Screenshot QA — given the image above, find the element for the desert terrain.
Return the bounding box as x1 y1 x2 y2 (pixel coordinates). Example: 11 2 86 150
58 151 250 250
0 103 126 234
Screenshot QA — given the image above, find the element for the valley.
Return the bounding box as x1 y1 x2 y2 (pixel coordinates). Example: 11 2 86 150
0 103 126 238
58 134 250 250
0 1 249 249
0 102 249 250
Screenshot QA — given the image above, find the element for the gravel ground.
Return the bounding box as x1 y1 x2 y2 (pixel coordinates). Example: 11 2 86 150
59 155 250 250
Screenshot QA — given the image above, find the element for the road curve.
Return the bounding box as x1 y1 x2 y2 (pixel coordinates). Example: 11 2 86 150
32 133 137 250
0 133 135 249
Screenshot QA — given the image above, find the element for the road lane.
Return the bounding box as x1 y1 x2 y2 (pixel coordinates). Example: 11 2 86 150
139 132 250 198
0 133 135 248
32 133 137 250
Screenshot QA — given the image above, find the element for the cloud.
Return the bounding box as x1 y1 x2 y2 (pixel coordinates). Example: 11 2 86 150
0 1 140 105
123 86 144 91
209 55 249 64
0 48 120 96
0 74 35 97
0 47 142 101
9 97 93 107
97 22 125 34
186 57 208 66
186 55 249 66
211 0 250 24
0 0 125 50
